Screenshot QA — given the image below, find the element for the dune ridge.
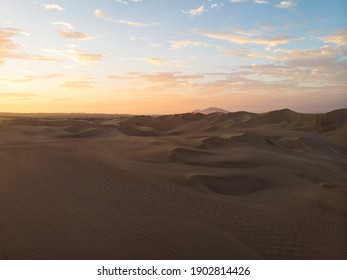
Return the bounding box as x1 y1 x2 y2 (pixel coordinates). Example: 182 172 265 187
0 109 346 259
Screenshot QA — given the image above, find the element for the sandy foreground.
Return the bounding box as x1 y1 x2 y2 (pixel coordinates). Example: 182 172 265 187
0 109 346 260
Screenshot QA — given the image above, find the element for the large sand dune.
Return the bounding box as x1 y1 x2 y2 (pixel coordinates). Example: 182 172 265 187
0 109 346 259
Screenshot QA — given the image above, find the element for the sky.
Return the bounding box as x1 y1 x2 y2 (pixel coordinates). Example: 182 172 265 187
0 0 346 114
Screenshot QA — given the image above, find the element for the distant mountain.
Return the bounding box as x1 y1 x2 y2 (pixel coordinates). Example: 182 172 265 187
193 107 229 114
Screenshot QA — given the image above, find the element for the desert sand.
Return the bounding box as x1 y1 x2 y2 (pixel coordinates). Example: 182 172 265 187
0 108 346 260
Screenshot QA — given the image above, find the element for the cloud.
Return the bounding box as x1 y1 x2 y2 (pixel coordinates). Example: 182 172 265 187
110 71 302 98
59 80 94 89
230 0 270 5
276 1 297 8
42 48 103 65
224 44 347 82
51 22 75 30
0 28 60 64
258 23 276 31
58 31 94 40
1 53 61 63
321 29 347 46
94 9 111 20
171 61 189 68
275 45 345 62
110 72 203 91
118 20 153 27
0 73 64 83
115 0 142 4
43 4 65 11
135 57 188 67
239 44 347 88
0 92 42 99
225 49 276 60
0 28 21 51
240 64 314 85
142 57 166 65
199 30 290 46
233 28 261 36
94 8 154 27
211 3 224 9
184 5 206 17
66 50 103 64
169 40 207 49
222 43 347 88
254 0 269 4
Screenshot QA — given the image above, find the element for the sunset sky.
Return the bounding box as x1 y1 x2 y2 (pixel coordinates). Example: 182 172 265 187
1 0 346 114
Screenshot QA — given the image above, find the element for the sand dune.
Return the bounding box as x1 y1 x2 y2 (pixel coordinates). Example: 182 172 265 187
249 108 347 132
0 109 346 259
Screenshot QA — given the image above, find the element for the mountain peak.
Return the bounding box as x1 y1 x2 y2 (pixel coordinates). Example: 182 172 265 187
193 107 229 114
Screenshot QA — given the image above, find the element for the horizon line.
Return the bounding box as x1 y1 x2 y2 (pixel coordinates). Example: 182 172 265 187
1 107 347 117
